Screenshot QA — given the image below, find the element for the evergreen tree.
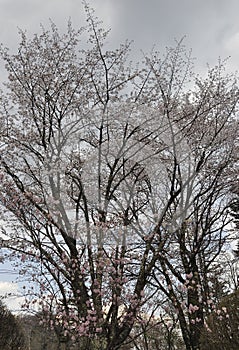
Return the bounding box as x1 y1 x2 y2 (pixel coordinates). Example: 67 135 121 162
230 195 239 257
0 300 26 350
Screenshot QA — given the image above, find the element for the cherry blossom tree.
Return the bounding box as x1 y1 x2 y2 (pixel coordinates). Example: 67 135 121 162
200 289 239 350
0 5 238 350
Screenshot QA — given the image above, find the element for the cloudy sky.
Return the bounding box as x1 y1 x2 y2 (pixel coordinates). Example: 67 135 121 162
0 0 239 310
0 0 239 73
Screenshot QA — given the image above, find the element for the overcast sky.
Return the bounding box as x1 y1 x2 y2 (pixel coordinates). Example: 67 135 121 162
1 0 239 310
0 0 239 73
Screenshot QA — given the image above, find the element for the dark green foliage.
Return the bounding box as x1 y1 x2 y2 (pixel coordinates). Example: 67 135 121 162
0 300 26 350
230 196 239 257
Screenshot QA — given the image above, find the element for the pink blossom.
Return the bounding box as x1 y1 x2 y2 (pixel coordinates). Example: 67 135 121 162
186 272 193 279
21 254 27 262
93 289 101 294
188 304 199 314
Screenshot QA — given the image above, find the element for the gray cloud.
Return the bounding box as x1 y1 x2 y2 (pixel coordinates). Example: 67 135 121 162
105 0 239 72
0 0 239 75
